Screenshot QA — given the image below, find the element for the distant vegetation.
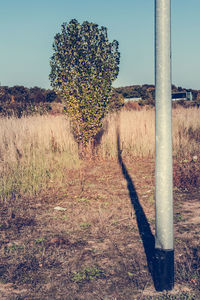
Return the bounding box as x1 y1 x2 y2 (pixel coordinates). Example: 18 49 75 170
115 84 200 106
0 83 200 118
0 85 61 117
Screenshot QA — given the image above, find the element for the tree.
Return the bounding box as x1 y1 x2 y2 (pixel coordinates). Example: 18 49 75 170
46 90 59 103
49 19 120 145
10 86 29 103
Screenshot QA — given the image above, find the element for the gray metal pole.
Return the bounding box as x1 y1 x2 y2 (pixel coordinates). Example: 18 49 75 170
154 0 174 291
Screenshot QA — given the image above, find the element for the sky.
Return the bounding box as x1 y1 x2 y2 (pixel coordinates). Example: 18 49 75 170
0 0 200 90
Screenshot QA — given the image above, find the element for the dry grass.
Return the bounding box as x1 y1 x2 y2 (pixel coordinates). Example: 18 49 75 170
0 107 200 201
99 109 155 158
172 107 200 158
0 115 80 201
99 106 200 159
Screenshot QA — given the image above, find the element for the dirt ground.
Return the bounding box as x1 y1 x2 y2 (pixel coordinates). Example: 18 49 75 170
0 157 199 299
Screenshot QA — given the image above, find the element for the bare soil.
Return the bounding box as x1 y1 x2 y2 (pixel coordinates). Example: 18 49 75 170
0 157 199 299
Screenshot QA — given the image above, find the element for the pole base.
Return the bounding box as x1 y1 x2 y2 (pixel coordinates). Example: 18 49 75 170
153 249 174 291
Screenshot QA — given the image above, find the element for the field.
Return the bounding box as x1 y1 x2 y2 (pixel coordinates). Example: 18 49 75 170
0 107 200 299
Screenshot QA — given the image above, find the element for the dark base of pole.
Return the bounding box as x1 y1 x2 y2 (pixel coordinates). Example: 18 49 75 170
153 249 174 291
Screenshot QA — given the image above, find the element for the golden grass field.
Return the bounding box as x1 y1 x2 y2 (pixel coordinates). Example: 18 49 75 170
0 107 200 201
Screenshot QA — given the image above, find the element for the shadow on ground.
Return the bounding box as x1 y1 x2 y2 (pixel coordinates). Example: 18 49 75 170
116 128 156 283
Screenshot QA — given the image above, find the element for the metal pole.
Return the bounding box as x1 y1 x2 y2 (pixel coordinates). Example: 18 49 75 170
154 0 174 291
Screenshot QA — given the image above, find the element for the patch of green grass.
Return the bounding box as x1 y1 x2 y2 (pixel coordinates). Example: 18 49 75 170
68 180 76 186
62 193 68 197
71 266 105 283
61 215 68 220
76 197 90 203
91 248 97 253
35 237 46 244
148 194 155 204
175 212 184 222
5 243 24 252
112 219 118 225
127 272 134 279
80 222 91 230
52 215 68 221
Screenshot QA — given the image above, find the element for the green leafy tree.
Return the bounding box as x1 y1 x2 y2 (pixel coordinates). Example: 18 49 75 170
49 19 120 145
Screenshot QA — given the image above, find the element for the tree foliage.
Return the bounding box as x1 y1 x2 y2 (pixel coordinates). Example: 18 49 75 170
0 86 61 117
49 19 120 145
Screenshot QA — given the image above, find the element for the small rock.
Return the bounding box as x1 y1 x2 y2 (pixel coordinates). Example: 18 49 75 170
192 155 198 161
54 206 67 211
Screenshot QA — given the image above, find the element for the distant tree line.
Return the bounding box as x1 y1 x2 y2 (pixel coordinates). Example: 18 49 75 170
115 84 200 106
0 85 61 117
0 83 199 118
0 85 124 117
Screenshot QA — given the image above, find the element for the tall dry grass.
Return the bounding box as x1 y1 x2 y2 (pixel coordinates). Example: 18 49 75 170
172 107 200 158
1 107 200 201
0 115 80 201
99 108 155 158
99 106 200 159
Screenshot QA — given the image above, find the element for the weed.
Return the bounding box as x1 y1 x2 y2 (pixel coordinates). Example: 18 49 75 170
52 215 68 221
68 180 76 186
35 237 46 244
62 193 68 197
76 197 90 203
91 248 97 253
148 194 155 204
71 266 105 283
112 219 119 225
175 212 184 223
4 243 24 253
80 222 91 230
127 272 134 279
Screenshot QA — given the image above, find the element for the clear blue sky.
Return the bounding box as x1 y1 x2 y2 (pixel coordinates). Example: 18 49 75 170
0 0 200 90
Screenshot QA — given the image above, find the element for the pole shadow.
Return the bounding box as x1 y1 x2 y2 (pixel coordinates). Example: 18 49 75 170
116 128 155 279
